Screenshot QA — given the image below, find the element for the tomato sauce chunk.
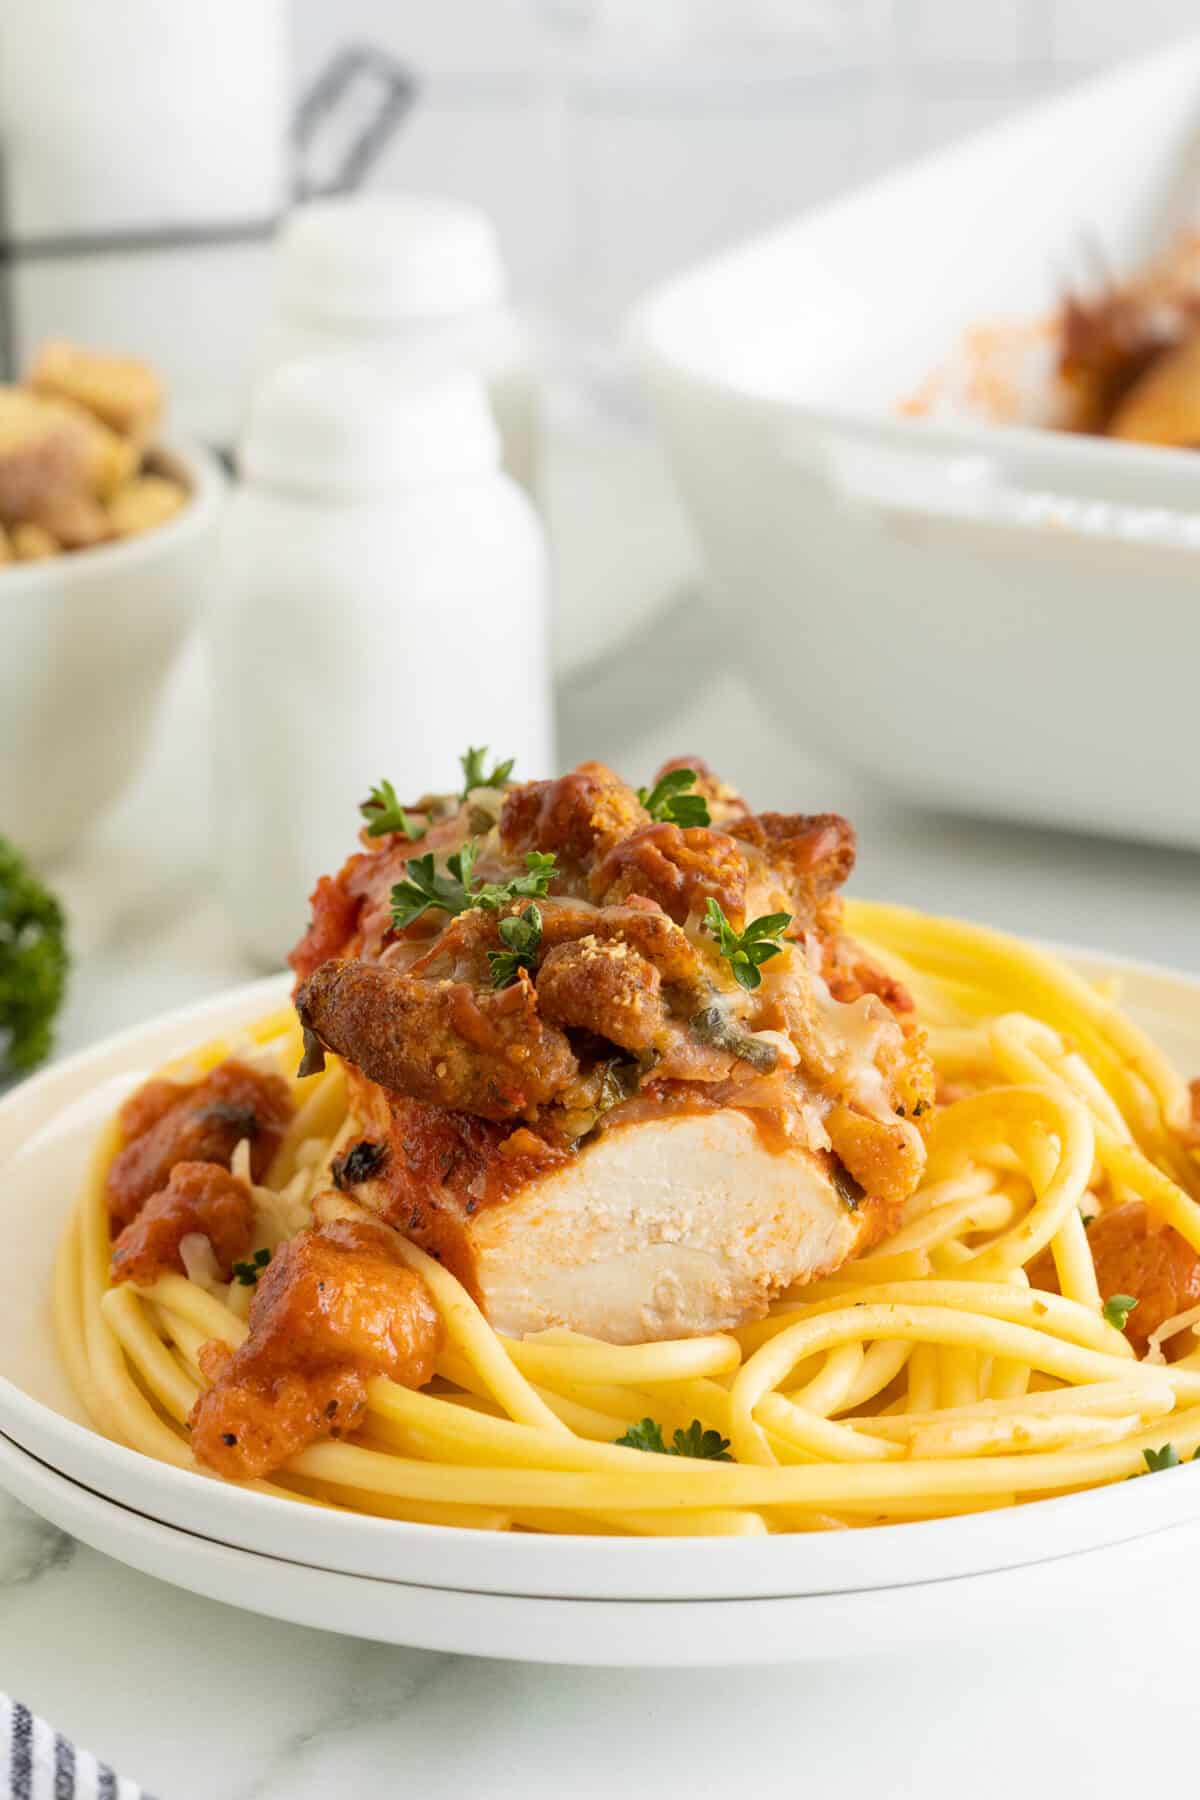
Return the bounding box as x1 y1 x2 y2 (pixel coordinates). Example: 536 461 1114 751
189 1218 441 1479
105 1058 293 1229
109 1161 255 1285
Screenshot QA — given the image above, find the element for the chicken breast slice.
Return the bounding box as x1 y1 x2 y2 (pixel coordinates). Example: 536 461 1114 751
463 1111 872 1343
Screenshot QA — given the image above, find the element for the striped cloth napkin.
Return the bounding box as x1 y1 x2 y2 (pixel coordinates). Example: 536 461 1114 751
0 1696 152 1799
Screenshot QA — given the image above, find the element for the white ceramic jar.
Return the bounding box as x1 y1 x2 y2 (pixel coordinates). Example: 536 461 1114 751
211 348 553 967
259 195 539 499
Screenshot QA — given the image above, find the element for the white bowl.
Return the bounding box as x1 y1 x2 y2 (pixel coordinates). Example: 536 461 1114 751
3 951 1200 1617
0 440 225 863
633 41 1200 849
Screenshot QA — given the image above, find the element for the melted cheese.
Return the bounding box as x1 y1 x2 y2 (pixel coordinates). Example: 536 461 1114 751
810 967 901 1122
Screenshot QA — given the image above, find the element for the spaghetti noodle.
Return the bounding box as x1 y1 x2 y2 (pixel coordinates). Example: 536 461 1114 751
53 903 1200 1536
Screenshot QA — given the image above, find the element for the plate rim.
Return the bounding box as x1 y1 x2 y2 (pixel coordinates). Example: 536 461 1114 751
3 1426 1197 1667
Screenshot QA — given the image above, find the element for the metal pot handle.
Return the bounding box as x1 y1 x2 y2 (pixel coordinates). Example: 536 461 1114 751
292 45 418 200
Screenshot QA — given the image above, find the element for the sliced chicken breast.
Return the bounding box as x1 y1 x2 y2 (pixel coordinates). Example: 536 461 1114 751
316 1091 884 1343
463 1110 874 1341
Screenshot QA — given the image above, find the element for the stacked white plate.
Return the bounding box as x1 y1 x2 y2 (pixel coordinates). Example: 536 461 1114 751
3 957 1200 1667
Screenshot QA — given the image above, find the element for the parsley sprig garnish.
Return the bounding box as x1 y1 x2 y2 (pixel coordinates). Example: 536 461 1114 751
460 746 515 798
360 779 424 841
636 767 711 828
390 845 557 930
615 1417 733 1461
471 852 557 912
231 1247 271 1287
391 846 477 927
704 897 792 992
1143 1444 1182 1473
487 903 543 989
1103 1293 1139 1331
671 1419 734 1460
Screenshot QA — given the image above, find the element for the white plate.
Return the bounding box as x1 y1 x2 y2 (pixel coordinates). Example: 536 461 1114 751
2 955 1200 1604
6 1426 1200 1667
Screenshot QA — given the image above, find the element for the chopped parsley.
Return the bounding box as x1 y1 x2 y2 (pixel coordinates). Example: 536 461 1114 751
487 903 543 988
704 897 792 993
616 1417 670 1454
636 767 711 828
359 779 424 841
471 853 557 912
231 1247 271 1287
1080 1212 1096 1229
1102 1293 1139 1332
460 746 515 797
670 1419 734 1461
390 845 477 926
390 846 556 931
615 1417 733 1461
1138 1445 1200 1475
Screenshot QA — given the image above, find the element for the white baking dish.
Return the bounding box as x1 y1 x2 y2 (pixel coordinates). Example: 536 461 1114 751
633 41 1200 848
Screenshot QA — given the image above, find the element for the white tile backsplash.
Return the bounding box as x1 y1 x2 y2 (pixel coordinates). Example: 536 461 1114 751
291 0 558 82
1050 0 1195 62
286 0 1197 324
563 69 868 323
903 0 1044 64
351 77 569 298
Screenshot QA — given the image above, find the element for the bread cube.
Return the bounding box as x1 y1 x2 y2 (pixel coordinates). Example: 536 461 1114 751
35 490 111 549
28 339 163 444
46 398 138 498
0 389 90 524
12 521 61 560
106 474 187 538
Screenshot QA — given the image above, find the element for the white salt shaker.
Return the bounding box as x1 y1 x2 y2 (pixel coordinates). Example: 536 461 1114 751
259 195 539 498
211 347 554 967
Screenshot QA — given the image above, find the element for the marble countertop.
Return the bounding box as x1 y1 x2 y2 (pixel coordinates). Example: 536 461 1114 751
7 1495 1200 1799
5 603 1200 1798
